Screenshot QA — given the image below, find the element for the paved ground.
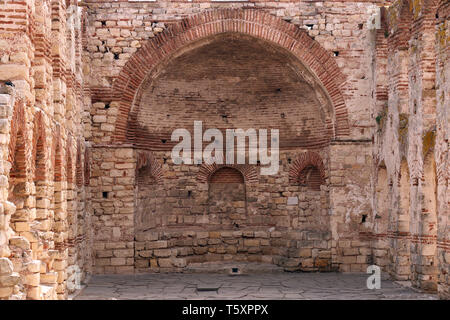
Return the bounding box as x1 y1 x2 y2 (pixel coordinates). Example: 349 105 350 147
74 272 438 300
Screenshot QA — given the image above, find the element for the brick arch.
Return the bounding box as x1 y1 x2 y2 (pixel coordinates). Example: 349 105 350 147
209 167 244 184
112 9 349 143
289 151 326 185
197 161 258 184
136 150 163 184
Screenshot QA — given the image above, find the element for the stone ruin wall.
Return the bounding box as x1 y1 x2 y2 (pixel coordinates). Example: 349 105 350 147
371 0 449 296
0 0 448 299
0 0 92 299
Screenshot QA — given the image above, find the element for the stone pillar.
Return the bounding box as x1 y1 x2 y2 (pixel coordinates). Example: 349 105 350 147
434 3 449 298
0 91 18 299
329 141 373 272
91 146 135 274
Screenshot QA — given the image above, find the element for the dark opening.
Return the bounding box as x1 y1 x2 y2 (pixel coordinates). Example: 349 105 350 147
102 191 108 198
361 214 367 223
196 287 219 292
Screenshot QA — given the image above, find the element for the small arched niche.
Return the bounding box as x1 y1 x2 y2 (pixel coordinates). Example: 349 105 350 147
298 165 323 191
208 167 246 228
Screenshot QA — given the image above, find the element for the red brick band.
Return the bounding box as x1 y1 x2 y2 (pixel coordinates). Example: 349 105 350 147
198 162 258 184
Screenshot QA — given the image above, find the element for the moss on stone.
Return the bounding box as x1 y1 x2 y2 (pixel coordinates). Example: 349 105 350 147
398 113 409 144
422 130 436 157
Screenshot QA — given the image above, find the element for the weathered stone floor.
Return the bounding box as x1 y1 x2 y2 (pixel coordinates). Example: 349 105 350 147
74 272 438 300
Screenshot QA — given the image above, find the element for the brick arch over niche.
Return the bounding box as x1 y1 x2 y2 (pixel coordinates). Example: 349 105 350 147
289 151 327 185
209 167 244 184
112 9 349 143
136 150 163 184
197 162 258 184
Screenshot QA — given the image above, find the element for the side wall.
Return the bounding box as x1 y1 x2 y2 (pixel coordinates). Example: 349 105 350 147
0 0 92 300
373 0 449 297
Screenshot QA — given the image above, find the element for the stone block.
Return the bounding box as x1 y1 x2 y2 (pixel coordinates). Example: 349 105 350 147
0 64 29 81
0 272 20 286
0 258 13 275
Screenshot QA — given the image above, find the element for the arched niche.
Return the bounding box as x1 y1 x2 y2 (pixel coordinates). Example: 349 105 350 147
127 33 335 152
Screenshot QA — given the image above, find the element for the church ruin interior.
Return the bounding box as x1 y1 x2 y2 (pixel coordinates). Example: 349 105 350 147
0 0 448 300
